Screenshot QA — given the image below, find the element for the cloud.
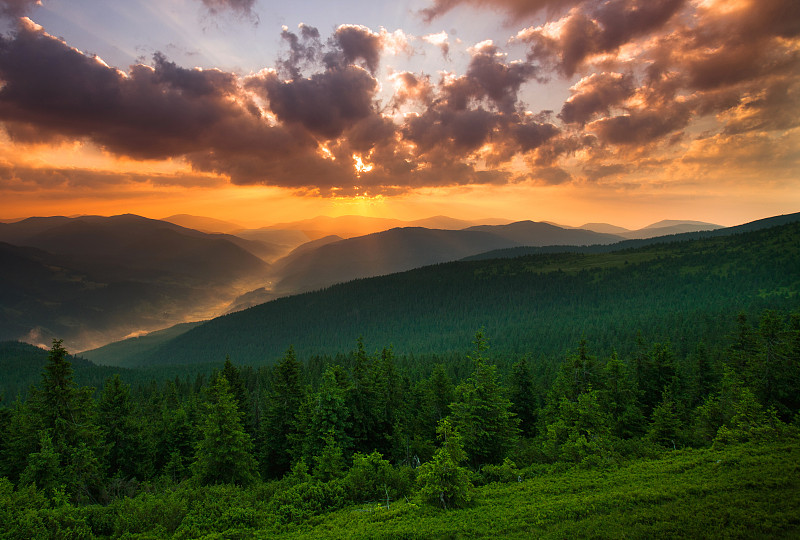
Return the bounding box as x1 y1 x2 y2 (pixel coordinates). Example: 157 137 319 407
517 0 687 76
277 23 322 79
420 0 582 22
197 0 257 18
559 72 634 125
3 4 795 199
328 25 383 74
255 66 379 139
0 163 225 191
0 0 40 19
423 31 450 58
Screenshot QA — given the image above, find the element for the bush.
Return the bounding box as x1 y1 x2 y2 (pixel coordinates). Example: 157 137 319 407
269 479 346 525
479 457 521 485
344 452 412 505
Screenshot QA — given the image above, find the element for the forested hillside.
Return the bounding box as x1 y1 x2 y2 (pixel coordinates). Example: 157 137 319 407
100 218 800 368
1 216 798 538
1 306 798 537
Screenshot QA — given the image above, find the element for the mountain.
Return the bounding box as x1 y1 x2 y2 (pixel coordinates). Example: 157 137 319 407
465 221 623 245
407 216 478 229
619 220 723 239
92 216 800 368
263 215 407 239
642 219 721 229
0 215 269 351
265 221 624 295
267 234 344 277
0 214 267 284
229 228 314 262
261 214 513 240
579 222 632 235
270 227 522 294
462 212 800 262
161 214 244 234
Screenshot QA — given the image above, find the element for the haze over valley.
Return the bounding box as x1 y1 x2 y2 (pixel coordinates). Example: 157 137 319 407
0 211 729 352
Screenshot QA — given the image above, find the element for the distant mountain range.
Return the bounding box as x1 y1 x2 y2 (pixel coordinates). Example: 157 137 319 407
261 214 513 240
0 211 737 352
266 221 622 296
79 212 800 368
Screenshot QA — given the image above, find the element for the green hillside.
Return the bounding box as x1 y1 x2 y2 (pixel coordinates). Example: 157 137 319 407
117 218 800 368
0 341 127 402
2 438 796 538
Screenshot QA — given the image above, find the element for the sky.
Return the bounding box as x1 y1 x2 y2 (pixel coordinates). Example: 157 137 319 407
0 0 797 228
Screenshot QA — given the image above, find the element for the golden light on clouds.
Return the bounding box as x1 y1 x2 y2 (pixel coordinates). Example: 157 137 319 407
0 0 796 227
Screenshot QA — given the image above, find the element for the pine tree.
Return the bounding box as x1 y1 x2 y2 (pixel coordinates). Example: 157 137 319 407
416 418 473 509
261 346 306 478
450 331 519 468
646 387 682 449
313 429 346 482
219 356 253 433
509 357 537 437
98 375 150 480
25 340 103 501
600 351 645 439
428 364 454 423
306 366 351 460
19 432 61 498
192 376 259 486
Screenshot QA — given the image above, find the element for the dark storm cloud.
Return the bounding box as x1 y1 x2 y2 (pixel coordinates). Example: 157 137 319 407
0 21 321 187
519 0 686 76
437 42 537 114
0 25 264 158
390 72 435 108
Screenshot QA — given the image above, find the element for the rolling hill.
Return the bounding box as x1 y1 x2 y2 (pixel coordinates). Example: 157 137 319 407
161 214 245 234
0 214 270 351
464 221 623 245
265 221 624 295
261 214 513 240
85 215 800 368
269 227 523 294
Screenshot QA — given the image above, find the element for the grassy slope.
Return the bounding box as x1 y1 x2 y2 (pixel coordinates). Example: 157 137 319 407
277 440 799 539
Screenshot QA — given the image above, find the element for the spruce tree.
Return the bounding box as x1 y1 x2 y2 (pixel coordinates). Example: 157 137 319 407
98 375 150 480
306 366 351 460
416 418 473 509
509 357 537 437
450 331 519 468
192 376 259 486
25 340 103 501
261 346 305 478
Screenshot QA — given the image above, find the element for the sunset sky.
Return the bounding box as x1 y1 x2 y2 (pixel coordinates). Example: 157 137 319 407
0 0 797 228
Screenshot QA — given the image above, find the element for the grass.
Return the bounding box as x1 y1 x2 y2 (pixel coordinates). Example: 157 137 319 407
4 438 798 538
274 439 800 539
